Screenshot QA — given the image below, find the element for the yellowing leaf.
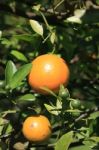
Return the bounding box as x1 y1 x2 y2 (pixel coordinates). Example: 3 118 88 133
29 19 43 36
90 136 99 143
67 16 82 24
50 32 56 44
44 104 59 115
74 9 86 18
33 4 41 11
66 9 86 24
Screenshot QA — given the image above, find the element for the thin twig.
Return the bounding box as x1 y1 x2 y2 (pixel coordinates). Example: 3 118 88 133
54 0 65 10
40 11 52 32
75 107 99 123
52 107 99 132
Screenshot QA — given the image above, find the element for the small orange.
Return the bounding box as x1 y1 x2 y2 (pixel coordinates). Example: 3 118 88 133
22 115 52 142
28 54 70 94
28 54 69 94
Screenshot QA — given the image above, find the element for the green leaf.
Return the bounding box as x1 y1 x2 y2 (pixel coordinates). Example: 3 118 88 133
55 131 73 150
83 140 96 148
88 111 99 120
29 19 43 36
18 94 36 102
40 86 57 98
66 109 82 113
96 0 99 4
69 145 92 150
90 136 99 143
1 110 16 117
56 98 62 110
9 63 32 89
0 125 3 136
59 85 70 98
0 80 5 88
44 104 60 115
5 123 13 134
10 50 28 62
14 34 34 42
5 61 17 85
0 118 8 125
0 88 6 94
75 132 85 140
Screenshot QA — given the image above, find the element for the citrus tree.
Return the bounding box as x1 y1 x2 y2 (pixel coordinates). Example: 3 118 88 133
0 0 99 149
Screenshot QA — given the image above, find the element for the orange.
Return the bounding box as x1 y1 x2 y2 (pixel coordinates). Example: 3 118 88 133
22 115 52 142
28 54 70 94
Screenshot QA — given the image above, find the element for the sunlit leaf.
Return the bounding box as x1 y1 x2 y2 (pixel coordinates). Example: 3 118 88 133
0 31 2 38
29 19 43 36
0 118 8 125
66 109 82 113
0 125 3 136
13 142 25 150
88 111 99 120
74 9 86 18
67 16 82 24
0 80 5 88
90 136 99 143
83 140 96 148
11 50 28 62
50 32 56 44
56 98 62 110
66 9 86 24
44 104 59 115
55 131 73 150
33 4 41 11
5 123 13 134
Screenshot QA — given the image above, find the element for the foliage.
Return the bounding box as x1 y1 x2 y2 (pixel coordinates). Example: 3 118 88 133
0 0 99 149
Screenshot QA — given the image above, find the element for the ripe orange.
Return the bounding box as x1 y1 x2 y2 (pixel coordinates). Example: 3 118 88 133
28 54 70 94
22 115 52 142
